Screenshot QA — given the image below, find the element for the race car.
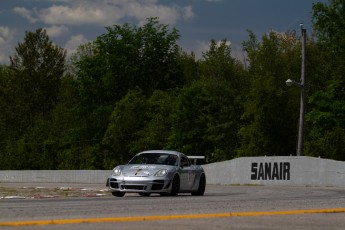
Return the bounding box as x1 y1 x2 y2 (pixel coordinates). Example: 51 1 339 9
107 150 206 197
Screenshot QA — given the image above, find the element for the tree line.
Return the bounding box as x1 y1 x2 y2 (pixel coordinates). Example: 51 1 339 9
0 1 344 170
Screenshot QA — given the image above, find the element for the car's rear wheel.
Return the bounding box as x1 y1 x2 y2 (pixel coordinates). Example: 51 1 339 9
192 174 206 196
170 174 180 196
139 193 151 197
112 191 125 197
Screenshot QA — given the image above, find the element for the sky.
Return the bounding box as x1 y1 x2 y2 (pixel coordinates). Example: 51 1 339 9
0 0 327 64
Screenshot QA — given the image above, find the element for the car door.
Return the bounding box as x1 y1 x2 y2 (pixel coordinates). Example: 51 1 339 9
179 156 193 190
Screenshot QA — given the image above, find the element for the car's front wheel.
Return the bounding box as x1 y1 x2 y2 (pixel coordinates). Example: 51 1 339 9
170 174 180 196
192 174 206 196
112 191 125 197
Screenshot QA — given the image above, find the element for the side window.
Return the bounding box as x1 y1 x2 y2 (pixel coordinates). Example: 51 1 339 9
180 156 190 167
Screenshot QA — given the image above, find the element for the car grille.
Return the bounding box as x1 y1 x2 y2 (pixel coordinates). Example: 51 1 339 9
121 185 146 190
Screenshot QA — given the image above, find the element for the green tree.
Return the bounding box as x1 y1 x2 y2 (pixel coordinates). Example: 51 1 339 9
162 39 246 162
71 18 184 168
0 65 9 135
102 89 148 167
176 50 200 84
238 31 301 157
0 29 66 169
49 74 91 169
167 77 240 162
200 39 243 83
77 17 183 106
10 28 66 119
305 0 345 160
66 42 96 77
132 90 177 152
0 65 10 167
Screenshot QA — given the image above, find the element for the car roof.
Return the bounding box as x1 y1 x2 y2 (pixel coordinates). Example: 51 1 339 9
138 150 185 157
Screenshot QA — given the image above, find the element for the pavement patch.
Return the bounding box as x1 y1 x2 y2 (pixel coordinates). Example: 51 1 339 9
0 185 109 199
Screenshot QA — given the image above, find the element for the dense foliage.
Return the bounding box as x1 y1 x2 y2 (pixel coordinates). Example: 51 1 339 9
1 3 344 169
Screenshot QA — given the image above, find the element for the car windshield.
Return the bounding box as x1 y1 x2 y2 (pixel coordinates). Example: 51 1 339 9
128 153 178 166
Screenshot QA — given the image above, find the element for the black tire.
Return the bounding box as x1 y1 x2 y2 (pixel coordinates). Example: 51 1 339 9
192 174 206 196
170 175 180 196
139 193 151 197
112 191 125 197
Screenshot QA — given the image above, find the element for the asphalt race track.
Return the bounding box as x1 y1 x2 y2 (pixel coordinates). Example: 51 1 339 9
1 184 345 230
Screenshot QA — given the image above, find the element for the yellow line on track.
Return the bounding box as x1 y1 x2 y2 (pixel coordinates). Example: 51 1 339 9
1 208 345 227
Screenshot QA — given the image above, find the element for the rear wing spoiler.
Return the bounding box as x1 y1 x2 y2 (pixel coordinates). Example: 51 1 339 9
187 156 207 165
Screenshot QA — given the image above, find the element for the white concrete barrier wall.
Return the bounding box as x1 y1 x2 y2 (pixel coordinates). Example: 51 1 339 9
0 156 344 187
202 156 345 187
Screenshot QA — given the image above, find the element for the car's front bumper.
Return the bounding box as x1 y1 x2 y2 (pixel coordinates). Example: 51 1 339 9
108 177 171 193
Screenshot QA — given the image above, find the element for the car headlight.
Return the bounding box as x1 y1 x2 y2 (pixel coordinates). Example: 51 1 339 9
154 169 168 177
112 167 122 176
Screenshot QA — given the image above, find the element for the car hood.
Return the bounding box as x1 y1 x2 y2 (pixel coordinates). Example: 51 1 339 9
122 164 172 177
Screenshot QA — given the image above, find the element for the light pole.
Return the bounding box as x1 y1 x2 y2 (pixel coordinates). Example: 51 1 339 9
286 23 306 156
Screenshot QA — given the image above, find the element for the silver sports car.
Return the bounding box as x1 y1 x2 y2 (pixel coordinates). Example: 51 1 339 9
107 150 206 197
